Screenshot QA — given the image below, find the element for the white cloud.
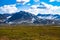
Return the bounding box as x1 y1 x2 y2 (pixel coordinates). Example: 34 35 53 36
0 4 19 14
57 0 60 2
49 0 55 2
1 1 60 15
23 2 60 15
16 0 30 5
41 2 60 14
27 3 31 5
33 0 39 2
24 5 40 15
50 0 60 2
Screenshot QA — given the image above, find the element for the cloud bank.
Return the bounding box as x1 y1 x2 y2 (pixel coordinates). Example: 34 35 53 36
0 4 19 14
24 2 60 15
0 0 60 15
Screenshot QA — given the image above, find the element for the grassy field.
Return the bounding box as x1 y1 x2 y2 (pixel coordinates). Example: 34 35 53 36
0 25 60 40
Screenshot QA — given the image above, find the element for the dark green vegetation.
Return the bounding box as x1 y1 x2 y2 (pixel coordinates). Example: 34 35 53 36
0 25 60 40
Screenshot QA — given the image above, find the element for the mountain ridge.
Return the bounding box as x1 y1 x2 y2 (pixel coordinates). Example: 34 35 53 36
0 11 60 25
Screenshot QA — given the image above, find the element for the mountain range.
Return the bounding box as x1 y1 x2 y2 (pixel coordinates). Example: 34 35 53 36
0 11 60 25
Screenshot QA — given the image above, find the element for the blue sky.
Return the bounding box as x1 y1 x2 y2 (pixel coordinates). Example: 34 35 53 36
0 0 60 6
0 0 60 15
41 0 60 6
0 0 16 6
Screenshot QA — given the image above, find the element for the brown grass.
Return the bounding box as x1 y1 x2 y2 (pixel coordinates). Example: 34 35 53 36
0 25 60 40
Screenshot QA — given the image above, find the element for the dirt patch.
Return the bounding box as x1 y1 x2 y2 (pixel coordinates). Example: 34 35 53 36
0 36 9 40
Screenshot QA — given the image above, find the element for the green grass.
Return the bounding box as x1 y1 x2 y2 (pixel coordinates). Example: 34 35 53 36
0 25 60 40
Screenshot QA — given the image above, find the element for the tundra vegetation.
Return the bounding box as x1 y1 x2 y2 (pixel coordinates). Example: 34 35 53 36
0 25 60 40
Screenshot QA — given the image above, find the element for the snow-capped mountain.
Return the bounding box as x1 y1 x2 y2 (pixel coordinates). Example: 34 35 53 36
0 14 6 23
0 14 12 24
37 14 60 20
0 11 60 25
5 11 40 24
36 14 60 25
